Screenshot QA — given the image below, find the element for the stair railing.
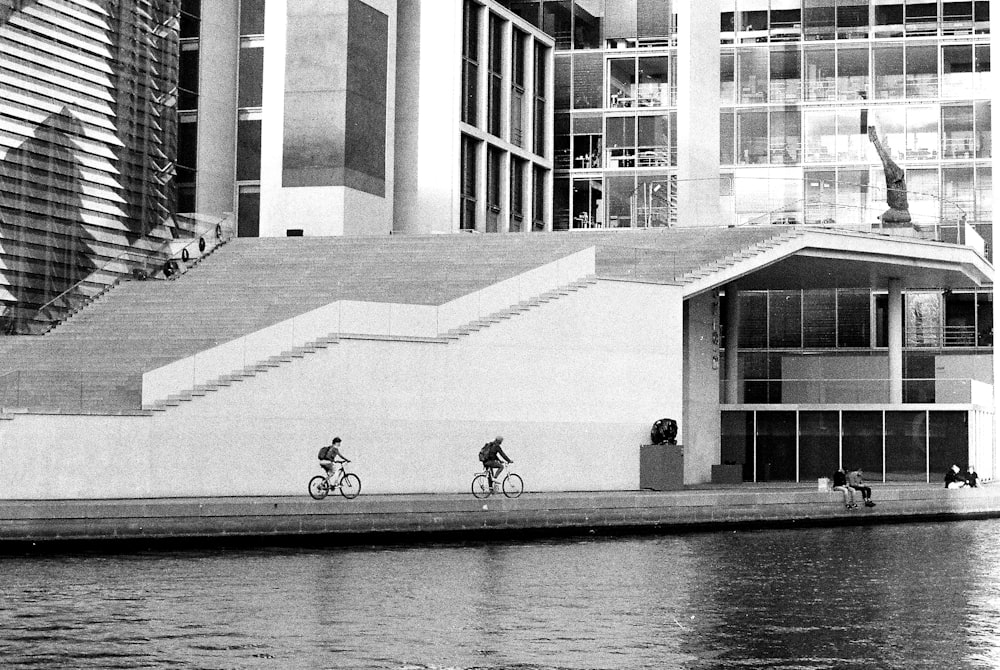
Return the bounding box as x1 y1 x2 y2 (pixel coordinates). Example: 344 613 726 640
1 213 235 335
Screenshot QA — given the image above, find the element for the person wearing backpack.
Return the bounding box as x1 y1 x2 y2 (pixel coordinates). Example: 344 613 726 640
318 436 348 478
478 436 511 488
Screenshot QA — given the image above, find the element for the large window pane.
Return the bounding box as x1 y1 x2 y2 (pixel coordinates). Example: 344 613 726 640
769 46 800 102
769 290 802 348
837 168 870 226
836 109 867 162
837 0 870 39
606 173 635 228
942 104 975 158
609 58 636 108
804 46 835 100
721 52 735 103
720 110 735 165
737 48 768 103
905 0 939 36
637 115 671 167
755 412 797 481
906 44 938 97
572 52 603 109
800 411 840 480
238 47 264 108
737 109 768 164
838 289 871 347
770 0 801 41
875 0 905 38
841 412 884 474
573 0 602 49
803 289 836 348
803 110 836 162
837 47 868 101
236 118 261 181
237 187 260 237
239 0 265 36
606 115 636 167
873 44 904 98
929 412 970 478
769 108 800 164
942 44 975 97
803 0 835 41
721 411 752 481
804 169 836 223
974 100 991 158
637 56 670 107
906 105 939 160
739 291 767 348
885 411 927 481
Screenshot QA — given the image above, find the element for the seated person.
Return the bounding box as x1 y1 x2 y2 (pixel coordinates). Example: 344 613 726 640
832 468 857 509
944 464 968 489
965 466 979 488
847 468 876 507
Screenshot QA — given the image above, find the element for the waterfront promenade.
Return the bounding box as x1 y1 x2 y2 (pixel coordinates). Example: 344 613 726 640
2 482 998 547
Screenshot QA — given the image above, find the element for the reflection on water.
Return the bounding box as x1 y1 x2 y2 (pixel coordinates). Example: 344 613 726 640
1 521 1000 669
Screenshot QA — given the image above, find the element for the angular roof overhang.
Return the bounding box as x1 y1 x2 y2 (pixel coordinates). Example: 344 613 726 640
682 229 994 298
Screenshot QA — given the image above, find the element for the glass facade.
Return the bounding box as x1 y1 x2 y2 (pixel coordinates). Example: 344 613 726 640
460 1 553 232
723 409 977 483
499 0 991 253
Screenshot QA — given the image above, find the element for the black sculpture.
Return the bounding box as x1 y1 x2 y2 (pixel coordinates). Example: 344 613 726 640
868 126 911 225
650 418 678 445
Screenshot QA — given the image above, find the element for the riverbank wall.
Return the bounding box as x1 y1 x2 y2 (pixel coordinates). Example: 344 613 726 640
2 483 999 549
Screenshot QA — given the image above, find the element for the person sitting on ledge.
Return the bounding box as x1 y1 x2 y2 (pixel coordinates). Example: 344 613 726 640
848 468 876 507
832 467 857 510
944 464 968 489
964 466 979 488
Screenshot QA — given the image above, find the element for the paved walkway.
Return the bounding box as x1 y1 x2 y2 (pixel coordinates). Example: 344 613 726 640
1 484 997 547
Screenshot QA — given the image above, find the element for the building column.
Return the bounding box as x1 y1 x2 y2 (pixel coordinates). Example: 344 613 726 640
725 284 740 404
676 0 720 226
888 278 903 404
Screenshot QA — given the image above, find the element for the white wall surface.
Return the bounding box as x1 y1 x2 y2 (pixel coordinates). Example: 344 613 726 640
0 281 685 499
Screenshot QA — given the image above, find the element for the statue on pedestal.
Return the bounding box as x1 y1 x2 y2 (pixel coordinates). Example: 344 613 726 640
868 126 911 225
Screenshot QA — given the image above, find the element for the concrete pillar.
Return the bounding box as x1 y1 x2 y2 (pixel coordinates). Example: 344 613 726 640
725 284 740 404
888 278 903 403
195 1 239 218
676 0 720 227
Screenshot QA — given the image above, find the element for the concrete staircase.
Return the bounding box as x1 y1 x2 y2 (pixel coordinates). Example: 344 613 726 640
0 228 799 414
143 277 600 411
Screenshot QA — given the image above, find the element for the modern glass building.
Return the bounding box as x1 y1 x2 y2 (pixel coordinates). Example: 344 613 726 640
499 0 994 482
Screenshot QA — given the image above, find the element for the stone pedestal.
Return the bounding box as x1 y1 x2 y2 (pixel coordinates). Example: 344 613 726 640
639 443 684 491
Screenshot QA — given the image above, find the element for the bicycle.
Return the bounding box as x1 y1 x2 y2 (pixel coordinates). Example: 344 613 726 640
308 460 361 500
471 462 523 499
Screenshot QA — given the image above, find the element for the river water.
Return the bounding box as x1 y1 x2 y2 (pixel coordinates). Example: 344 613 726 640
1 520 999 669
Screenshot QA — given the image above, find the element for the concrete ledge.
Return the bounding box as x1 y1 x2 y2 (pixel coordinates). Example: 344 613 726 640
1 485 998 547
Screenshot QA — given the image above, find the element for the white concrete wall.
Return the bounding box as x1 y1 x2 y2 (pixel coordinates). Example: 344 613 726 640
393 0 463 234
0 280 684 499
258 0 396 236
683 291 721 484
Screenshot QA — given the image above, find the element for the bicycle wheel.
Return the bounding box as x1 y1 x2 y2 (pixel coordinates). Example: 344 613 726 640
502 474 523 498
308 475 330 500
471 474 492 499
339 473 361 499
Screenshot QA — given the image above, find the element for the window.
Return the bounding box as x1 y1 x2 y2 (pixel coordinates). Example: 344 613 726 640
486 146 502 233
236 118 261 181
572 52 603 110
906 106 938 160
873 44 904 98
533 43 547 156
804 46 834 101
769 46 800 102
608 58 635 108
737 109 768 164
737 48 768 103
180 0 200 38
837 0 869 38
941 44 974 97
974 100 991 158
770 108 800 164
721 52 735 103
942 104 974 158
803 0 835 41
836 47 868 101
237 185 260 237
240 0 265 36
905 44 938 98
606 115 635 167
178 46 199 110
461 0 479 126
510 158 525 231
460 134 478 231
238 47 264 108
511 29 526 145
488 14 503 138
875 0 905 37
637 56 670 107
532 164 547 230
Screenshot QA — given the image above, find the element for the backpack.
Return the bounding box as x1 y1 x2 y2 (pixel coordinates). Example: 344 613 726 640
318 445 331 460
478 443 491 462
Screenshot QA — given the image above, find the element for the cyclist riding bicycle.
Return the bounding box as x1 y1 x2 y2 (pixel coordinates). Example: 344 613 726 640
318 436 349 477
478 435 512 487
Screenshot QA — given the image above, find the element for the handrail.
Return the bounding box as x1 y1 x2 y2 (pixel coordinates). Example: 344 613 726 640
1 213 236 335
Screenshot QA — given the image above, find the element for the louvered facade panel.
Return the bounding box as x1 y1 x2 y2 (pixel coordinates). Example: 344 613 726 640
0 0 181 333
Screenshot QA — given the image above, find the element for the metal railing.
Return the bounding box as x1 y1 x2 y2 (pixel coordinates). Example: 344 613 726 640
0 213 236 335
